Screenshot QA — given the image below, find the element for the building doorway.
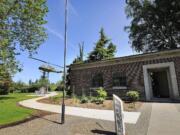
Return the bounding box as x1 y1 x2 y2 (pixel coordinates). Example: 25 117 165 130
149 69 170 98
143 62 179 101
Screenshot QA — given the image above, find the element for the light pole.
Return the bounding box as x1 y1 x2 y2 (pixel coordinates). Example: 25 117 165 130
61 0 68 124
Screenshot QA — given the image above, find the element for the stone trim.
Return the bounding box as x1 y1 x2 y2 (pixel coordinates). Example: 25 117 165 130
112 86 127 90
90 87 102 90
143 62 179 100
71 49 180 70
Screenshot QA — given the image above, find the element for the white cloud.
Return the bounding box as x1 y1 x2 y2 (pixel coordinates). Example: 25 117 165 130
46 26 64 41
46 26 77 51
69 1 79 17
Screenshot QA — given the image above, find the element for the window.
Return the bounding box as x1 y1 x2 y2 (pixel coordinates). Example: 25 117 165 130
92 73 103 87
113 73 127 87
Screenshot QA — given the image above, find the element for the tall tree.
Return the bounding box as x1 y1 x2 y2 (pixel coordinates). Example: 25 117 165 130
107 42 116 58
0 64 12 94
0 0 48 74
87 28 116 62
125 0 180 53
73 42 84 64
0 0 48 94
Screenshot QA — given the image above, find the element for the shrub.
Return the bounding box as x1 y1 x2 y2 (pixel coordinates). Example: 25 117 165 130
0 88 8 95
126 90 140 102
96 87 107 99
89 96 97 103
66 88 72 97
93 87 107 104
27 84 40 93
80 95 89 103
50 83 57 91
8 86 14 93
0 82 10 95
95 97 105 104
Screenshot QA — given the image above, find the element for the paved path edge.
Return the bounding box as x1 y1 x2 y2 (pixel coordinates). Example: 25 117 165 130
19 92 140 124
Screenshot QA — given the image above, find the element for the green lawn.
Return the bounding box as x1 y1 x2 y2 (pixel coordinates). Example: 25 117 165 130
0 93 36 126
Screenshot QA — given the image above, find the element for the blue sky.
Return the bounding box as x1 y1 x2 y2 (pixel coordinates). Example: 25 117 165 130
13 0 135 83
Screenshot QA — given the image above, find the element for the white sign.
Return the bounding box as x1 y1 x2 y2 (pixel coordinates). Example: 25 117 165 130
113 94 125 135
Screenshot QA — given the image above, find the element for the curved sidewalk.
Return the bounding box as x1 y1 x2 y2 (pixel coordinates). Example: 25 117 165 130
19 92 140 124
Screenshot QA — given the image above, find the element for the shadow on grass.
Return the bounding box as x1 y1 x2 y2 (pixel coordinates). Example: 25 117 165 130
0 96 15 100
91 129 116 135
18 103 63 124
0 111 61 129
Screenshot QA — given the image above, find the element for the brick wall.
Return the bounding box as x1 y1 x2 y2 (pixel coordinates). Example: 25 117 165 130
69 52 180 100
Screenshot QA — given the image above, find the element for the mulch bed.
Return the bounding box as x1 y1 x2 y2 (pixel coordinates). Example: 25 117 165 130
38 97 142 112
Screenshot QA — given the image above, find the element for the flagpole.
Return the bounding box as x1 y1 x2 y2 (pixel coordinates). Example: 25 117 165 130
61 0 68 124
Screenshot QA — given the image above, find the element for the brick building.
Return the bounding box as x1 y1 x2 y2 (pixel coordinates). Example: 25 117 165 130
69 49 180 101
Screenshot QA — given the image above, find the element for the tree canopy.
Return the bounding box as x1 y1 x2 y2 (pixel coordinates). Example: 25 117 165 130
73 42 84 64
87 28 116 62
0 0 48 94
125 0 180 53
0 0 48 74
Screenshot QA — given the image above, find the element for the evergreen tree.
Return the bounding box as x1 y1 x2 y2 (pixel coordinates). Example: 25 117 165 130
87 28 116 62
107 42 116 58
28 79 32 85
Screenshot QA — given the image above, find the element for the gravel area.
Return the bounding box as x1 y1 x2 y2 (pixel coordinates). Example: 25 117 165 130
0 103 151 135
0 114 115 135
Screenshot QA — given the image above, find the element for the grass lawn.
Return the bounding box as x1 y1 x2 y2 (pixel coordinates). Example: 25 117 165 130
0 93 37 126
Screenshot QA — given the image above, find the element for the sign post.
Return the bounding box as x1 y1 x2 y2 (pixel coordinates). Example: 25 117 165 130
113 94 125 135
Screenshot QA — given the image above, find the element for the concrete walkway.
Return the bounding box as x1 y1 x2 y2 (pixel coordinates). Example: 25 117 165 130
19 92 140 124
147 103 180 135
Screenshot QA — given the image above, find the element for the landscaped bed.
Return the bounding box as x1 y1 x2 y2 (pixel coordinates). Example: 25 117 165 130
38 93 142 112
0 93 51 127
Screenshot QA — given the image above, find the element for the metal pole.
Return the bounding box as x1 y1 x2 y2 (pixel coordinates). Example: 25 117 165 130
61 0 68 124
47 72 49 93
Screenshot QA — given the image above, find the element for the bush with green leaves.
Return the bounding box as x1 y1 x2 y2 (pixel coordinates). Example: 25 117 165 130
89 96 97 103
10 81 28 93
66 88 72 97
50 83 57 91
27 84 40 93
94 87 107 104
94 97 105 104
0 88 8 95
126 90 140 102
96 87 107 99
80 95 89 103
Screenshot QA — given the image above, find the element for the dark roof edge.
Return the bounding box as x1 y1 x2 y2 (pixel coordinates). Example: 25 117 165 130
70 48 180 70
